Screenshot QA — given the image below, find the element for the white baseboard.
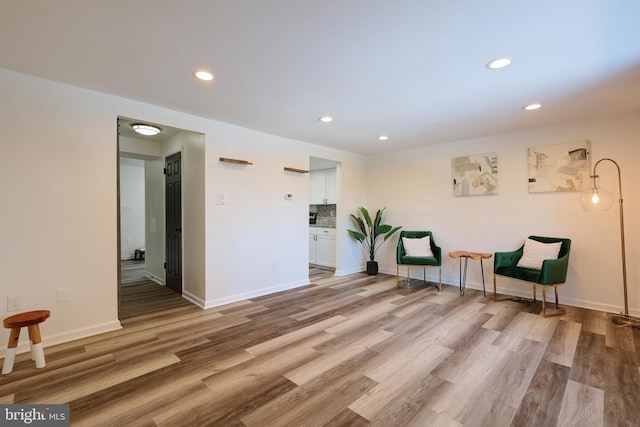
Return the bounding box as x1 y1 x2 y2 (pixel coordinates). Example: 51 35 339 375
0 320 122 359
182 290 205 308
335 267 365 276
145 272 164 285
202 279 310 310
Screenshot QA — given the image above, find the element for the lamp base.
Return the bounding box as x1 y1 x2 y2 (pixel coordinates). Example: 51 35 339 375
610 313 640 329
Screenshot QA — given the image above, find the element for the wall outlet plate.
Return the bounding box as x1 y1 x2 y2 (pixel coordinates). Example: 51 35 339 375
285 193 293 200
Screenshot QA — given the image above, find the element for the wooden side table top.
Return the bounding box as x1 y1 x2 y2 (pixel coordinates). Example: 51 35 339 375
448 251 492 260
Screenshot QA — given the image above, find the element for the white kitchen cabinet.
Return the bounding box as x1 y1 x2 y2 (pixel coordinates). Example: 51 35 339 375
309 168 337 204
309 227 336 268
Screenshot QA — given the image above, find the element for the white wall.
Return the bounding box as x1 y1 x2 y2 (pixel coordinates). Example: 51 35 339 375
203 128 368 307
0 68 368 354
144 158 165 283
368 112 640 316
119 157 145 259
162 131 206 303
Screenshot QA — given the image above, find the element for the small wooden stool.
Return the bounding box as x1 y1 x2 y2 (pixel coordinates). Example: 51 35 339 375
2 310 50 375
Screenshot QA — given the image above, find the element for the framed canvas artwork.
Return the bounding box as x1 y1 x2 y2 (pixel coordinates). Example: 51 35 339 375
528 140 591 192
452 153 498 196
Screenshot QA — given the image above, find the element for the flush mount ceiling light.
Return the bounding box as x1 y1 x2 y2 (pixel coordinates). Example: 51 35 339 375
193 70 214 81
318 116 333 123
378 135 389 141
486 57 512 69
523 103 543 111
132 124 160 136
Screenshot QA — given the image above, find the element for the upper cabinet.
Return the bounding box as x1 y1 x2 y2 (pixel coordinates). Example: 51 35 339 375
310 168 337 204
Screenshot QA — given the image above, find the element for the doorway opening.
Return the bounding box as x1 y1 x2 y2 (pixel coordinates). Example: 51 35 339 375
117 117 204 319
309 156 340 274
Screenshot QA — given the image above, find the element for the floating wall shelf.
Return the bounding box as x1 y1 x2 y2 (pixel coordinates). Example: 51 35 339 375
284 167 309 174
219 157 253 165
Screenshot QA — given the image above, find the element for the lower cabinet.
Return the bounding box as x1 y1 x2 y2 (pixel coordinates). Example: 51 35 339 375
309 228 336 268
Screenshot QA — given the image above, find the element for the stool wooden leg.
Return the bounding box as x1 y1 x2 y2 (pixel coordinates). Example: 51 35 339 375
27 324 46 369
2 328 21 375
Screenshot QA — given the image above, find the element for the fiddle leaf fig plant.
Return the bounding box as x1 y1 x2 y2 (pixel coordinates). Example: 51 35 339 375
348 207 402 262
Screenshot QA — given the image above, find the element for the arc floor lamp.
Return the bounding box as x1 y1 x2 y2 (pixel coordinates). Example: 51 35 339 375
580 158 639 328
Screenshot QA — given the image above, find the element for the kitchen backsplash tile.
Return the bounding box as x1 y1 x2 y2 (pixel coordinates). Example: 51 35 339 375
310 204 336 227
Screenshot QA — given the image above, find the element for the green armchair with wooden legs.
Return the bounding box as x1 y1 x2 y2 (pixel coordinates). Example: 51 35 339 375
396 231 442 290
493 236 571 317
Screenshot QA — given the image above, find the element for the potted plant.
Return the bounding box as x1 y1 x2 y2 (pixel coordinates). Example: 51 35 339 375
348 207 402 275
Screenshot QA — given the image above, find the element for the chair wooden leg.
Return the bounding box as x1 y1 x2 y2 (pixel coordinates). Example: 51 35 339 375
533 284 537 302
437 267 442 291
396 264 399 288
541 285 565 317
423 266 426 284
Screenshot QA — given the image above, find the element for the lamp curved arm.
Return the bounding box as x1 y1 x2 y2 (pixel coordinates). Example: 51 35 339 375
592 158 622 200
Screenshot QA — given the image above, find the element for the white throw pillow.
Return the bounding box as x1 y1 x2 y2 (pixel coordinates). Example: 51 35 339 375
516 238 562 270
402 236 434 257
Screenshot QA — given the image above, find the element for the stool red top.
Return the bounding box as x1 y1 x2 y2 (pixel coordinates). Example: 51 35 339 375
3 310 50 329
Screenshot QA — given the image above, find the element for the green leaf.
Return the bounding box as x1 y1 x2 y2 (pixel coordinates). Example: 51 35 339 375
360 207 373 228
375 224 392 235
348 230 365 242
350 214 366 235
383 226 402 241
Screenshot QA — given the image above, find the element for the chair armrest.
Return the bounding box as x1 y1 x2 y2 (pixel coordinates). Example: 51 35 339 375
493 248 523 272
539 253 569 285
431 243 442 265
397 240 405 263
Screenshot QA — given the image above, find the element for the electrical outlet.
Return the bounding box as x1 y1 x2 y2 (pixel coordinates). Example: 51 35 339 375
7 295 21 312
284 193 293 200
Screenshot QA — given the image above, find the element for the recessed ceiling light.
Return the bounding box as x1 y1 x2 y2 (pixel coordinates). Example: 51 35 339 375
132 124 160 136
523 103 542 111
378 135 389 141
319 116 333 123
486 57 512 70
194 70 214 81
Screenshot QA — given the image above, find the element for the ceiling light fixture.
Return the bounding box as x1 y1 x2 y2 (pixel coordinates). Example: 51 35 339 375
193 70 214 81
523 103 542 111
132 124 161 136
486 57 512 69
378 135 389 141
319 116 333 123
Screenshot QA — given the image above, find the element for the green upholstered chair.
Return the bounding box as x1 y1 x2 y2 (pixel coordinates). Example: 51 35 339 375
396 231 442 290
493 235 571 317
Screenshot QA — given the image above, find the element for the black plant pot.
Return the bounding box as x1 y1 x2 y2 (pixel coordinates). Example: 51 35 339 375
366 261 379 275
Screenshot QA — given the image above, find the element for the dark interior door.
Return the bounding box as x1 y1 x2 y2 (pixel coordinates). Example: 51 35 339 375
165 152 182 294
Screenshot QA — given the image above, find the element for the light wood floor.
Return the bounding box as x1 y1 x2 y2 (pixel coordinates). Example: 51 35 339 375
1 267 639 426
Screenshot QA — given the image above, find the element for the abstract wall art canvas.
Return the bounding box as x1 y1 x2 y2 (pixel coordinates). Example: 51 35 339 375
452 153 498 196
528 140 591 193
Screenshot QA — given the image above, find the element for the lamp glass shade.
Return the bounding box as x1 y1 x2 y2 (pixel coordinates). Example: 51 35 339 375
580 186 613 211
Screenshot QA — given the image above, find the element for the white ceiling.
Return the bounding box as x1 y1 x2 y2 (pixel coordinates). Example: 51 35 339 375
1 1 639 155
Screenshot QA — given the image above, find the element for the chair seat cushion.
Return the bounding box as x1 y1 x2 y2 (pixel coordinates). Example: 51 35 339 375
496 266 541 283
399 256 439 266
